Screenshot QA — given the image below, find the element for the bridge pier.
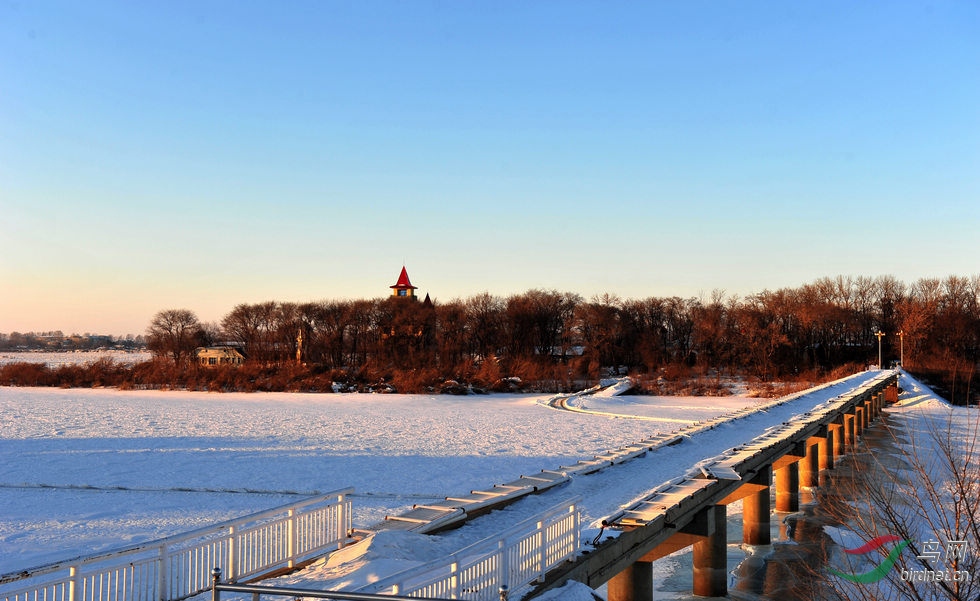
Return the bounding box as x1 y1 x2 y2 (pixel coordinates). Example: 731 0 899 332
799 439 820 488
692 505 728 598
818 431 834 472
854 406 864 438
843 413 855 449
607 561 653 601
774 462 799 512
609 504 730 601
829 423 843 459
741 467 772 546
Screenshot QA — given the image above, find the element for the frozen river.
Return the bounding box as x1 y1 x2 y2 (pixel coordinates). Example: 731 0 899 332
0 385 761 573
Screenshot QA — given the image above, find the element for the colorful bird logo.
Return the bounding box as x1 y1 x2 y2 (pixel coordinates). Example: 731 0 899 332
830 534 912 583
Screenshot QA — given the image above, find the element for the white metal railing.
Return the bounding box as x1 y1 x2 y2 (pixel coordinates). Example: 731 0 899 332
1 489 353 601
364 498 580 600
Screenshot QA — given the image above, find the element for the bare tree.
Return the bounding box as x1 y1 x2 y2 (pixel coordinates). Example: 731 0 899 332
146 309 202 365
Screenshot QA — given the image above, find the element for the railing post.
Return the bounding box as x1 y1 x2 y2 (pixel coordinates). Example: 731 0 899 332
158 543 168 601
450 561 459 599
537 520 546 581
227 526 236 582
571 504 580 560
497 539 508 592
337 493 349 549
287 508 297 569
69 565 80 601
210 568 221 601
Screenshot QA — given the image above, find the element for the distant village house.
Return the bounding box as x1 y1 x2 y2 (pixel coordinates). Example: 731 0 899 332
196 346 246 367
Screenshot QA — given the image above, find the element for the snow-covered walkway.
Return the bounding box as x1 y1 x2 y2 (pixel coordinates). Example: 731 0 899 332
259 371 893 593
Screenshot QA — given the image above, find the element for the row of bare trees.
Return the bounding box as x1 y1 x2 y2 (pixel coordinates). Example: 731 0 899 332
143 275 979 398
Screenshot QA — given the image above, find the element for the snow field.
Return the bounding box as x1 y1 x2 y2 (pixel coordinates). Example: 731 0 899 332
0 386 748 573
0 351 152 367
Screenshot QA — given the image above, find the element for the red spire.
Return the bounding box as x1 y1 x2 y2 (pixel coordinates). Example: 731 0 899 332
390 266 418 291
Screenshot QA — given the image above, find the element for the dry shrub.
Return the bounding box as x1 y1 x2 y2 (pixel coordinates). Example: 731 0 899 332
828 362 862 381
506 358 553 388
663 362 692 381
1 362 55 386
390 368 440 394
472 356 502 388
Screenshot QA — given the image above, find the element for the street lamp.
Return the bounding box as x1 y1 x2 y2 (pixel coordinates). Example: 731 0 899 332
896 330 904 368
875 331 886 369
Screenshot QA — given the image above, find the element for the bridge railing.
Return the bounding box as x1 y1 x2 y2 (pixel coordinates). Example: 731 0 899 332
364 498 580 600
1 489 353 601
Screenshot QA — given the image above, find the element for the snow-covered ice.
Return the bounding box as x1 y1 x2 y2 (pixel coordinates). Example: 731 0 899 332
0 385 753 573
0 370 911 600
0 350 152 366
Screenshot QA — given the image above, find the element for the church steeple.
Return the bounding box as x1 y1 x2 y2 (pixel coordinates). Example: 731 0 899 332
390 266 418 299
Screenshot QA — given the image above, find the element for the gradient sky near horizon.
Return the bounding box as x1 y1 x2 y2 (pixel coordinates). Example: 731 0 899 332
2 1 979 336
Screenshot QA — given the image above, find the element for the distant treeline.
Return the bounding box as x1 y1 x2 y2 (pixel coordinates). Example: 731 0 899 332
0 332 146 351
3 275 978 403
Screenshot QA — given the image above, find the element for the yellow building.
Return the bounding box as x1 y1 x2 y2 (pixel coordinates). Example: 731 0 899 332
196 346 246 367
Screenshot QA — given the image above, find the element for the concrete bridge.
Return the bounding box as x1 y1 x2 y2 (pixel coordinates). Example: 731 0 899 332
525 371 899 600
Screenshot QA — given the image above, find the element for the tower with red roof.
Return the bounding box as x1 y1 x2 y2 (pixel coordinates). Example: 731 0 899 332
390 266 418 299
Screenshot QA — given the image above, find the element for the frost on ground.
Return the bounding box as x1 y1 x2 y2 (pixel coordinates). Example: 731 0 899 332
0 385 754 573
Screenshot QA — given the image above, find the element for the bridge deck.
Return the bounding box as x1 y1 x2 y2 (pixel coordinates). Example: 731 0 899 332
262 370 897 600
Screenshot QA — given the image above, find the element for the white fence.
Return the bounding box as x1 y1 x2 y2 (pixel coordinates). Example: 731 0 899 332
365 498 580 600
1 489 353 601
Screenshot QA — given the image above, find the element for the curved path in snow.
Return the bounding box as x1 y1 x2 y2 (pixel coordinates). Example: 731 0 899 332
543 379 699 424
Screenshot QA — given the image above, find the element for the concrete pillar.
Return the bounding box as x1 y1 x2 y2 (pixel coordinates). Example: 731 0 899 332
830 423 843 459
775 463 799 512
692 505 728 598
800 443 819 488
743 467 771 545
818 434 833 471
863 400 871 428
843 413 855 449
607 561 653 601
854 406 864 438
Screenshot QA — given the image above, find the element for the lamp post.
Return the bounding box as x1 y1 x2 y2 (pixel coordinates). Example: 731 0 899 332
897 330 904 368
875 331 886 369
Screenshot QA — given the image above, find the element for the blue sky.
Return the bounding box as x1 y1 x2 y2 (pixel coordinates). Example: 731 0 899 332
2 1 978 335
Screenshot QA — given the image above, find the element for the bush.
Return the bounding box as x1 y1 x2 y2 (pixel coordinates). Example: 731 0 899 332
1 362 55 386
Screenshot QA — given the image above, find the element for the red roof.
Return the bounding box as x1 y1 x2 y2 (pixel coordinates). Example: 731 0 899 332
390 266 418 290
